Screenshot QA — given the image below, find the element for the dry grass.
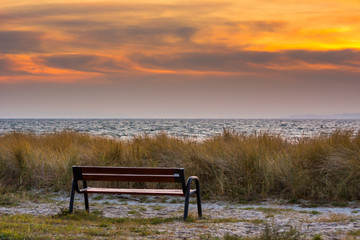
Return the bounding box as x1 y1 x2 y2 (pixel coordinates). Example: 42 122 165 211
315 214 356 223
0 129 359 201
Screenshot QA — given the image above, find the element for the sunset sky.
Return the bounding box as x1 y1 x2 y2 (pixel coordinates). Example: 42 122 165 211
1 0 360 118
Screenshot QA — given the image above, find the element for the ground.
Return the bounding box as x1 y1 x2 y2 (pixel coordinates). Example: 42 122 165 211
0 192 360 239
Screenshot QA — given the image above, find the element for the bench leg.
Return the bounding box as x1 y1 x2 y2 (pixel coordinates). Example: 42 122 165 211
69 179 76 213
183 190 190 221
84 193 89 212
83 181 89 212
195 182 202 219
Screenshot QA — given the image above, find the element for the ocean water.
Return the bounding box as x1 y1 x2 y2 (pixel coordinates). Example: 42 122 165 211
0 119 360 140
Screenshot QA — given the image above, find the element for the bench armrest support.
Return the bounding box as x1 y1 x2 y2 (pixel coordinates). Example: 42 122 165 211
72 179 82 193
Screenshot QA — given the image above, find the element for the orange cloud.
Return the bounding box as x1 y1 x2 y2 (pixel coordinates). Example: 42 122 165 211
1 0 360 84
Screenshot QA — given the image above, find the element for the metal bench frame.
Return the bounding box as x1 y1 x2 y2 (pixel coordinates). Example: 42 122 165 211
69 166 202 220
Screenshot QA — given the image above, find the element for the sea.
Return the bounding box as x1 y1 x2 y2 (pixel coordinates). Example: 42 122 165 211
1 119 360 141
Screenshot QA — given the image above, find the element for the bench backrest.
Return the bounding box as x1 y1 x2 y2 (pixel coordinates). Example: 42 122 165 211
72 166 186 192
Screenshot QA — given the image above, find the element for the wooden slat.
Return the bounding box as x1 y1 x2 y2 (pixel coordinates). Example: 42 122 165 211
80 166 180 175
82 174 176 182
81 187 196 196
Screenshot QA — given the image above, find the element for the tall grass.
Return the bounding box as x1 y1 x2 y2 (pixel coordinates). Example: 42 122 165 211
0 130 359 200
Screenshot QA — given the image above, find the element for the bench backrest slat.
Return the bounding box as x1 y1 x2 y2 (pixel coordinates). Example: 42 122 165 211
81 166 177 175
73 166 185 185
82 174 177 182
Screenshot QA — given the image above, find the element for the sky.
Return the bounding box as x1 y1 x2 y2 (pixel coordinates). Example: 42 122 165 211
1 0 360 118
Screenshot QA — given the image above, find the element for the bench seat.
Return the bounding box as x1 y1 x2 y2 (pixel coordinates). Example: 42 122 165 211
81 187 196 196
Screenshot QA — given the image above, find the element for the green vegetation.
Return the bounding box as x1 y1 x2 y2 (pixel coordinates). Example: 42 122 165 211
198 223 304 240
259 223 303 240
0 211 305 240
0 129 359 201
312 233 323 240
309 210 321 215
348 229 360 236
0 211 178 239
0 193 20 207
315 213 355 223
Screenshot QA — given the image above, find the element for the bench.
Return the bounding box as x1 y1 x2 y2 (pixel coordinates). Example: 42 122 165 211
69 166 202 220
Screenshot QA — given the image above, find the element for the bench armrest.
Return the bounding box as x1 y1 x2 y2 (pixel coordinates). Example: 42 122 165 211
71 179 82 194
185 176 200 194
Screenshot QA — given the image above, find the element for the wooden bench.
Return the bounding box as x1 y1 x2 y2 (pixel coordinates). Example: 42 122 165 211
69 166 202 220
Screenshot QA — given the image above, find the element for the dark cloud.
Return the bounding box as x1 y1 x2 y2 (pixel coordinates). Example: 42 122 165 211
0 58 13 71
125 26 196 39
125 24 198 41
131 49 360 72
2 2 227 22
76 24 198 46
225 20 288 33
41 19 105 29
0 31 44 53
35 54 127 73
174 27 197 41
244 21 287 32
0 58 17 76
1 4 135 20
1 2 208 48
131 51 280 72
287 49 360 67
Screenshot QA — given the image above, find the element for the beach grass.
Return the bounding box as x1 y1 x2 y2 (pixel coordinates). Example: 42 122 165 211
0 129 359 201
